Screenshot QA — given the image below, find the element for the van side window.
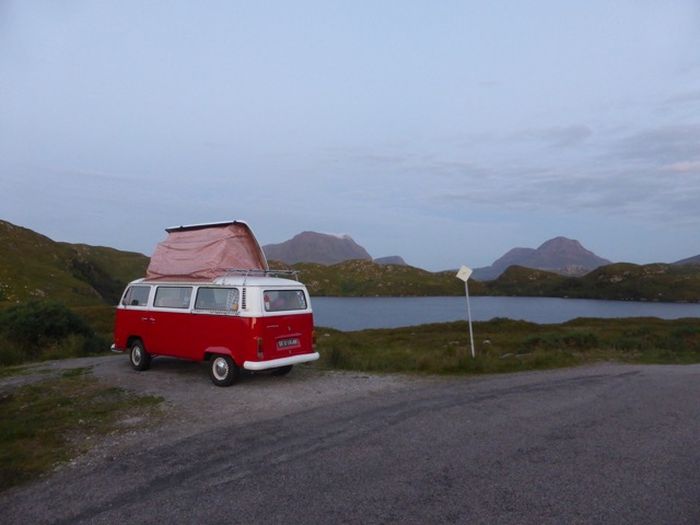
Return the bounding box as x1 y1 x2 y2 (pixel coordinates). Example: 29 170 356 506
263 290 307 312
195 287 239 312
122 286 151 306
154 286 192 309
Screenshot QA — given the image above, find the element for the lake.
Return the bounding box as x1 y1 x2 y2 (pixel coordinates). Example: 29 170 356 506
311 296 700 331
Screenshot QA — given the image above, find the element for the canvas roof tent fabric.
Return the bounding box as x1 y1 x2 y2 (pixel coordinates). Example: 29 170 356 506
146 221 269 281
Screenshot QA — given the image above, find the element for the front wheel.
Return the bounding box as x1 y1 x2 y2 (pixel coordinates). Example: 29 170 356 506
129 339 151 371
209 355 240 387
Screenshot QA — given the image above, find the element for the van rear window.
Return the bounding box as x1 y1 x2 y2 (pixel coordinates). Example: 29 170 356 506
263 290 307 312
195 287 239 312
122 286 150 306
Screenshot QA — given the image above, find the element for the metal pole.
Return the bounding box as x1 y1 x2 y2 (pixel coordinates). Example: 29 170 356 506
465 281 475 358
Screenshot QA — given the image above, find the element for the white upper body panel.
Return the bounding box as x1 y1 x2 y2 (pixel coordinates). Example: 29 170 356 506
119 276 312 317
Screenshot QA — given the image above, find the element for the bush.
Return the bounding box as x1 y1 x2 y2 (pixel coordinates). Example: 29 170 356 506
0 301 106 365
518 331 599 354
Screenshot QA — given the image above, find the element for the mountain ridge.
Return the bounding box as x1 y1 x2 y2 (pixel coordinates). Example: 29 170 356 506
473 236 611 280
263 231 372 265
674 254 700 266
374 256 408 266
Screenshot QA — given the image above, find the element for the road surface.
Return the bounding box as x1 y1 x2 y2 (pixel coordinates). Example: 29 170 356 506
2 360 700 524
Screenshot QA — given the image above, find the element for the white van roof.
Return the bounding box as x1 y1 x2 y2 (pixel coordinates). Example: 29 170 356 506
130 276 305 288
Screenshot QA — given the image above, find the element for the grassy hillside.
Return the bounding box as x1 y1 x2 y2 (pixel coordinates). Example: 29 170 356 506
578 263 700 302
272 260 700 302
270 259 488 296
486 263 700 302
0 221 148 306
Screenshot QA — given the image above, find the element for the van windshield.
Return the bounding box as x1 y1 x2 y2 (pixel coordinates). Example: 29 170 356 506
263 290 307 312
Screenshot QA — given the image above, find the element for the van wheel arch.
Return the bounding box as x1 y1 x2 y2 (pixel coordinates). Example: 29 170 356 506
204 348 238 364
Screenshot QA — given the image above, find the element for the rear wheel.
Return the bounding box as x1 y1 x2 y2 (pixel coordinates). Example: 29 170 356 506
271 365 293 376
129 339 151 371
209 355 240 387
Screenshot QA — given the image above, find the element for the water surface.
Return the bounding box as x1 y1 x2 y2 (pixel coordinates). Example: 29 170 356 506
311 296 700 331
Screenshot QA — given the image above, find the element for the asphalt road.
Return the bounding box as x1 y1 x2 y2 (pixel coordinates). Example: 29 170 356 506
3 363 700 524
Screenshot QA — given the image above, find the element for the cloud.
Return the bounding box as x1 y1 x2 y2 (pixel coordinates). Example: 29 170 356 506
321 122 700 228
436 162 700 224
664 160 700 173
511 125 593 148
611 125 700 164
50 167 137 184
665 89 700 105
429 120 700 225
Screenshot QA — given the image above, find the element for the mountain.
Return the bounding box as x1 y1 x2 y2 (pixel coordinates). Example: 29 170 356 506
263 231 372 265
473 237 611 281
0 220 148 306
374 256 407 266
673 254 700 266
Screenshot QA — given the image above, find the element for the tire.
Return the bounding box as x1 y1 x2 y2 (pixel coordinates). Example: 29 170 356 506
271 365 293 376
129 339 151 371
209 355 240 387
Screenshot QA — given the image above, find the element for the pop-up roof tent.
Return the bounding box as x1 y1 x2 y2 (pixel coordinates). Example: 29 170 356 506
146 221 269 281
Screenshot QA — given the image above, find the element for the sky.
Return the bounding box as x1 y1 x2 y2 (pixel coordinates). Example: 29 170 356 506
1 1 699 271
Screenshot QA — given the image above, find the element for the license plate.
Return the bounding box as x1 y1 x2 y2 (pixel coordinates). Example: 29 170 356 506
277 338 300 349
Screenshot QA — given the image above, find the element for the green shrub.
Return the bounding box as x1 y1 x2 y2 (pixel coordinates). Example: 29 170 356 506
0 301 106 365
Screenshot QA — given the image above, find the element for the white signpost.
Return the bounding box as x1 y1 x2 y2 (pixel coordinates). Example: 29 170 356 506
456 265 475 358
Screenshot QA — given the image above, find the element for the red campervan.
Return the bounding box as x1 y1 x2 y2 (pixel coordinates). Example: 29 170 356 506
111 221 319 386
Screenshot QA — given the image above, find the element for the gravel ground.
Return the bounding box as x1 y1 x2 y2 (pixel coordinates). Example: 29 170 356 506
1 354 431 467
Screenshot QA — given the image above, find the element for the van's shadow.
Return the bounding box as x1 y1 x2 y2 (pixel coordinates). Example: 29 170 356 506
127 356 292 386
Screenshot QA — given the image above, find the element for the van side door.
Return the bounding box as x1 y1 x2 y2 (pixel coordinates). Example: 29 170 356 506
150 286 194 358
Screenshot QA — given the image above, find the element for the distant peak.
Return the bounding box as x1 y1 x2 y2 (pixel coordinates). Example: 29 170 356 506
322 232 353 240
296 231 352 241
264 230 371 265
473 235 611 280
537 236 582 249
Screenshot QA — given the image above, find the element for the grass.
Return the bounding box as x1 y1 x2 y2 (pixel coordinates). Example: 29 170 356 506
314 317 700 375
0 367 162 491
0 365 52 379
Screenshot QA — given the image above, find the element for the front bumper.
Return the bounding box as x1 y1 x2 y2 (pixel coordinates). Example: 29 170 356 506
110 344 125 354
243 352 320 371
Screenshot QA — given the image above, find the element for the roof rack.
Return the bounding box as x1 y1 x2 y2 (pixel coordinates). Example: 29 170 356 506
165 220 249 233
222 268 301 286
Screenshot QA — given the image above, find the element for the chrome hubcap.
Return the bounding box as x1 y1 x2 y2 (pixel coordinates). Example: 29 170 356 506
132 347 142 365
213 357 229 380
